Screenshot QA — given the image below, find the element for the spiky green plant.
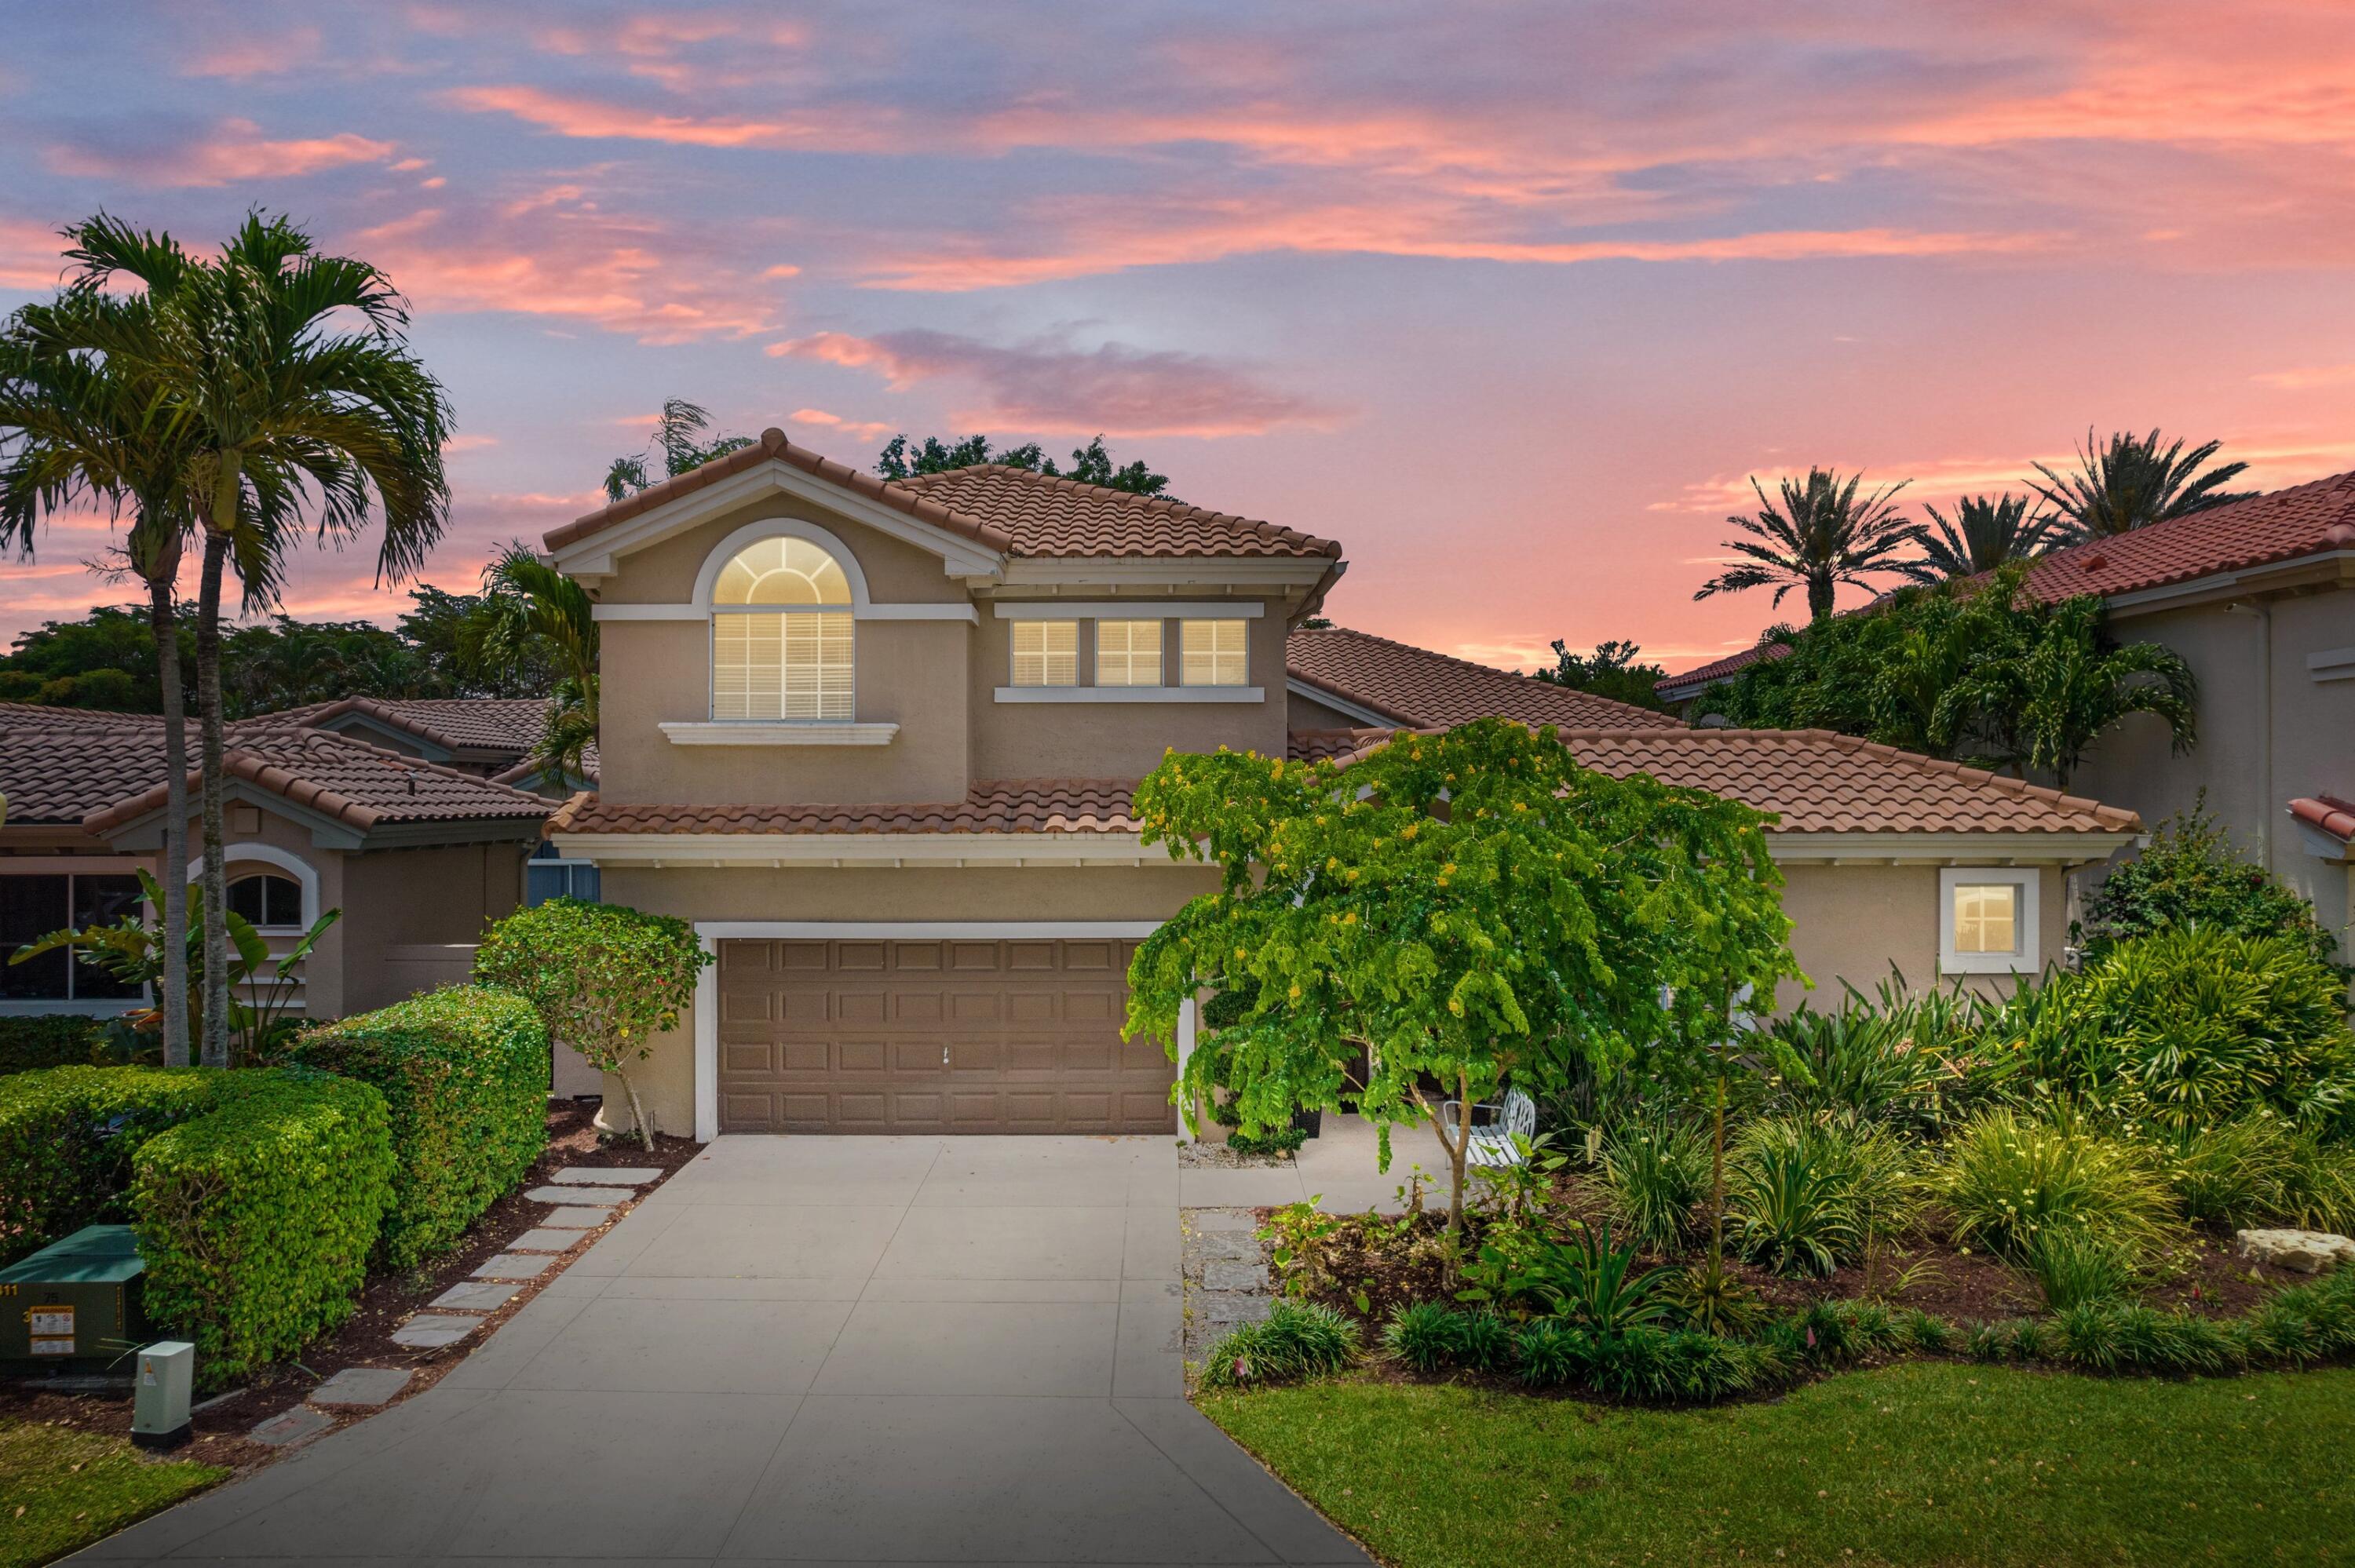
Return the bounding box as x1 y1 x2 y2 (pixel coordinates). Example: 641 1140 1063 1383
1694 467 1918 622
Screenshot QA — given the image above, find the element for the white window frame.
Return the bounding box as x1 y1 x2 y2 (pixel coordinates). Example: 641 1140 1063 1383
1010 618 1080 688
188 843 321 932
1181 618 1251 687
1939 866 2039 974
1094 618 1164 688
0 860 152 1015
699 520 863 724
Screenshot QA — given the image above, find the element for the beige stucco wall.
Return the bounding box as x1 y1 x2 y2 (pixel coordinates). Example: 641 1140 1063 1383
337 841 528 1015
1769 861 2071 1013
1283 688 1376 734
2071 587 2355 943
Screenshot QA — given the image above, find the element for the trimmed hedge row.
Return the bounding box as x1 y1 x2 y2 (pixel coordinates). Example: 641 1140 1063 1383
0 1066 225 1265
0 1014 105 1077
292 986 549 1270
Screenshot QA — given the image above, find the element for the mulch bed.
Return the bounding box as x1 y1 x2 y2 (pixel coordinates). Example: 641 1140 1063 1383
0 1100 699 1479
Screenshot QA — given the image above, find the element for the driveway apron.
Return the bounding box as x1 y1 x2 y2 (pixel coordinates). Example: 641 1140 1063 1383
78 1136 1367 1566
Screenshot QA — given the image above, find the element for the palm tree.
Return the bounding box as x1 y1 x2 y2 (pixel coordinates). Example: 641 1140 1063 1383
68 213 452 1065
1939 595 2196 784
0 231 204 1063
604 398 750 501
1898 493 2071 582
465 542 599 779
2031 429 2255 539
1694 467 1917 622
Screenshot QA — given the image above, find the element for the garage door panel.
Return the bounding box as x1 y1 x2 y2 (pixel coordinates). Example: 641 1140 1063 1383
717 938 1174 1134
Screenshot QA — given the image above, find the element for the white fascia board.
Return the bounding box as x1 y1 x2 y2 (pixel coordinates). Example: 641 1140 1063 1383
550 831 1180 867
992 600 1264 620
594 601 977 622
1767 830 2141 865
2101 549 2355 617
550 461 1007 583
996 557 1333 589
1283 677 1407 728
994 686 1264 704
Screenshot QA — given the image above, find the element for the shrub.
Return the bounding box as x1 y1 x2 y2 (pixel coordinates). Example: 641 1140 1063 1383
473 899 711 1148
1727 1122 1860 1277
1599 1114 1711 1250
1199 1299 1357 1388
2050 1303 2242 1377
1765 980 1971 1132
292 986 550 1270
1225 1122 1309 1158
0 1015 104 1076
2280 1136 2355 1233
1584 1326 1790 1404
2165 1118 2302 1227
1937 1107 2175 1260
0 1067 225 1265
2240 1266 2355 1366
1454 1308 1517 1372
1500 1221 1674 1334
2021 1226 2138 1311
2081 799 2338 963
1383 1301 1466 1373
1513 1318 1591 1387
131 1069 395 1379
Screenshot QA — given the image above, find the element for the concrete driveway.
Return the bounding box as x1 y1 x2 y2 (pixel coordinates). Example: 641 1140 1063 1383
81 1136 1366 1566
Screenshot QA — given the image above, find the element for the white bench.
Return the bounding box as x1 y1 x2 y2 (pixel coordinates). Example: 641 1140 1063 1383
1444 1088 1537 1169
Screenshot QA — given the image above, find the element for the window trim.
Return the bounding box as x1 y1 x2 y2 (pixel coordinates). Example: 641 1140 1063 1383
1180 617 1252 688
698 521 864 725
187 844 320 932
1938 866 2039 975
0 862 152 1012
1009 618 1082 689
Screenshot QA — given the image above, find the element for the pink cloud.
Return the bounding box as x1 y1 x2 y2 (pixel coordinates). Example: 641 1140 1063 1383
441 84 875 151
787 407 896 443
0 218 68 290
45 119 393 188
180 26 320 79
769 329 1345 439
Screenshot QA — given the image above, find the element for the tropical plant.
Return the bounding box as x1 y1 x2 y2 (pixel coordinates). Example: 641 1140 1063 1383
1725 1132 1859 1277
1512 1317 1590 1386
1693 467 1918 622
463 542 599 778
874 432 1171 497
472 897 714 1148
1382 1300 1467 1373
2031 428 2254 539
1199 1298 1357 1388
1501 1221 1674 1334
602 398 752 501
1938 1107 2175 1260
57 212 451 1067
1124 718 1800 1232
1659 1255 1768 1336
2163 1117 2303 1227
1531 638 1670 712
2021 1225 2138 1311
1934 593 2195 784
1763 978 1971 1133
1899 493 2070 581
2079 797 2339 962
1598 1114 1711 1250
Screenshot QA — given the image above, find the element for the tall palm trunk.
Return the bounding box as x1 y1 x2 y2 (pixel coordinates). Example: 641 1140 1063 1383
1806 574 1836 623
195 526 232 1069
145 571 191 1066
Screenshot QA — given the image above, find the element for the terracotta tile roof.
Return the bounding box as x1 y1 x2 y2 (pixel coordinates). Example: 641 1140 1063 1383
236 695 557 754
2289 793 2355 847
1287 727 1397 763
80 728 552 837
1322 726 2139 836
489 743 601 788
1286 627 1678 731
543 428 1340 562
547 780 1141 837
2022 469 2355 603
0 729 174 823
1657 642 1791 697
893 465 1340 560
0 700 159 733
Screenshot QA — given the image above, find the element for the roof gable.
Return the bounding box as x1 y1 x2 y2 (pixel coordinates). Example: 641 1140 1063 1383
1287 626 1678 731
2022 469 2355 604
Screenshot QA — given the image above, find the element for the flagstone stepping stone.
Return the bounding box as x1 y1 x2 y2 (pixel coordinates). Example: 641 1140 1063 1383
309 1367 411 1407
525 1185 635 1205
390 1314 480 1350
506 1228 582 1254
551 1166 659 1184
431 1280 521 1311
472 1252 557 1281
249 1405 335 1446
537 1206 614 1229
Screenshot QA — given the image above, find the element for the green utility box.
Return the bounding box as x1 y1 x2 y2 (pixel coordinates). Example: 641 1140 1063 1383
0 1225 151 1367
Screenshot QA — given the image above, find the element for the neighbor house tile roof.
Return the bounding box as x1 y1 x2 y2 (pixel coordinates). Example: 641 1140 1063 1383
1286 627 1677 731
2289 793 2355 847
546 780 1141 836
543 428 1342 562
0 730 174 823
1317 726 2139 837
238 696 557 754
2022 468 2355 603
1656 641 1792 698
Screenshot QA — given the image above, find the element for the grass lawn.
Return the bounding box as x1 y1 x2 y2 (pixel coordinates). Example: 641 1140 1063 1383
1205 1362 2355 1566
0 1417 227 1568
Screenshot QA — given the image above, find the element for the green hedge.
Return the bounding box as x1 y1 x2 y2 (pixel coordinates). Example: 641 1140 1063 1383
130 1069 394 1379
0 1015 105 1077
0 1067 225 1267
291 986 550 1270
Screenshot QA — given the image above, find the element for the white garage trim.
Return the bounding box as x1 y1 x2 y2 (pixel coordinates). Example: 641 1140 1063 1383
689 920 1166 1143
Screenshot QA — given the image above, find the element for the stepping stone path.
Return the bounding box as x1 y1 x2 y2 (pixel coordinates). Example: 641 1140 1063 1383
309 1366 412 1407
1181 1207 1276 1369
248 1404 335 1446
387 1165 660 1354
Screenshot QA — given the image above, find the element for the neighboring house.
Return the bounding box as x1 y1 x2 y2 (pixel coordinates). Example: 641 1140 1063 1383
0 700 553 1023
539 428 2142 1142
1656 640 1790 720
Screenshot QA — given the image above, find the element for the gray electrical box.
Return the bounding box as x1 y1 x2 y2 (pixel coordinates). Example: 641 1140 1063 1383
131 1340 194 1449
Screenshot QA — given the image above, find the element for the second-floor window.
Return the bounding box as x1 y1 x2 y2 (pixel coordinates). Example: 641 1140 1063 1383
1095 619 1163 687
1011 619 1079 687
711 537 855 720
1181 618 1250 686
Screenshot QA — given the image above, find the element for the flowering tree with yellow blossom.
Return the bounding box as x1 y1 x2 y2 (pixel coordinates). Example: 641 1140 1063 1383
1124 718 1802 1232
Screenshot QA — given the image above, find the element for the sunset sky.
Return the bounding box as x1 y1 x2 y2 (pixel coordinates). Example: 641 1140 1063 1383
5 1 2354 673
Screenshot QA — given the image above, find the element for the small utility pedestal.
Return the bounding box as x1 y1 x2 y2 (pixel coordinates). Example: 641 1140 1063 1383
132 1341 195 1450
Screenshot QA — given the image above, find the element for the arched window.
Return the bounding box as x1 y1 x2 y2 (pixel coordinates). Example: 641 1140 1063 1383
710 537 855 720
228 871 305 931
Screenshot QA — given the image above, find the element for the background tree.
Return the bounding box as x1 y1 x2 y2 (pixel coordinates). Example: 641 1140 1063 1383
1531 638 1670 712
874 432 1172 498
1694 468 1917 622
462 542 599 777
602 398 751 501
2078 796 2339 963
1937 593 2195 784
1123 719 1801 1231
1900 493 2069 581
2032 429 2253 538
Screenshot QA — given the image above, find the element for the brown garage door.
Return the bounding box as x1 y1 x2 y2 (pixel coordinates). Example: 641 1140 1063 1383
716 937 1176 1134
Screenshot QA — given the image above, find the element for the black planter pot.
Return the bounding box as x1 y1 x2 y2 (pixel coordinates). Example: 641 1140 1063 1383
1289 1107 1324 1140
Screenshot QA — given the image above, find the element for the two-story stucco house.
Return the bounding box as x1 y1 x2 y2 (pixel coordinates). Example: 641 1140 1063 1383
539 429 2143 1143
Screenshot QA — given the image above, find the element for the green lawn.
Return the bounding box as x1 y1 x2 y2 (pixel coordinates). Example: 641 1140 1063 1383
0 1418 226 1568
1205 1363 2355 1567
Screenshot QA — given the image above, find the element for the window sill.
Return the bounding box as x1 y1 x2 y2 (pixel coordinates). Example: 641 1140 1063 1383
992 686 1264 704
660 721 900 747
